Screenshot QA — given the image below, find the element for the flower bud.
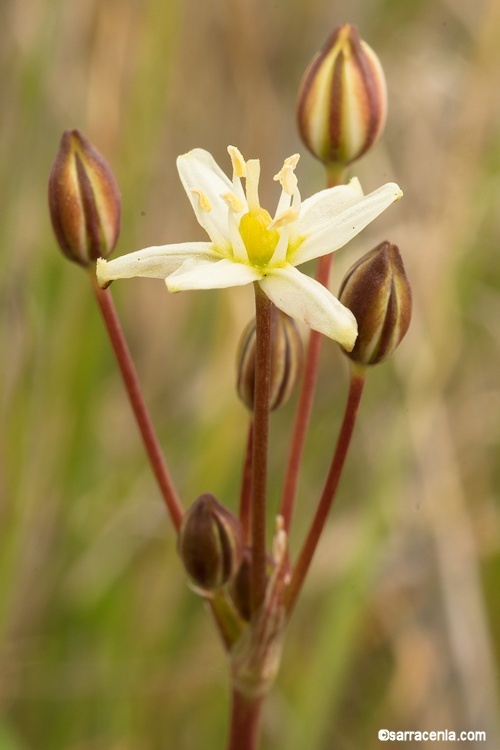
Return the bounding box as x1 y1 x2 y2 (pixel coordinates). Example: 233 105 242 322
296 24 387 167
48 129 121 267
237 308 303 412
177 493 243 592
230 548 253 622
338 241 411 365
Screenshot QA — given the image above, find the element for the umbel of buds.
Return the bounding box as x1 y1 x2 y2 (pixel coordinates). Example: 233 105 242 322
237 308 303 412
48 129 121 267
177 494 243 592
338 241 412 366
297 24 387 168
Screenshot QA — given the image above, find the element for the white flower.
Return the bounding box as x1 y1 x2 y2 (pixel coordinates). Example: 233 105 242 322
97 146 402 350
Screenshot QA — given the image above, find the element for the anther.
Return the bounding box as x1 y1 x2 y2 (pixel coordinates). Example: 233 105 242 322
221 192 245 213
190 188 212 212
228 146 246 178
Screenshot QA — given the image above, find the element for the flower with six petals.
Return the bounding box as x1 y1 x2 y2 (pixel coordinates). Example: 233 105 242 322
97 147 402 350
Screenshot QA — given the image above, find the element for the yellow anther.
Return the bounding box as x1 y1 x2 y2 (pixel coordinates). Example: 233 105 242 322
268 208 299 230
273 153 300 195
221 192 245 213
190 187 212 212
284 153 300 170
227 145 246 178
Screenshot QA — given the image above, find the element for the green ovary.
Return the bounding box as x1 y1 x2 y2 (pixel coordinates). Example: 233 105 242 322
238 209 280 267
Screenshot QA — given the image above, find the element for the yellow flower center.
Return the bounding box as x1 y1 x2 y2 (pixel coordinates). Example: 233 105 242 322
238 208 280 267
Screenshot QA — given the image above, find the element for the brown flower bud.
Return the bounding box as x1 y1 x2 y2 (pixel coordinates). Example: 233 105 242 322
230 548 253 622
237 308 303 412
48 129 121 267
297 24 387 167
177 494 243 592
338 241 411 365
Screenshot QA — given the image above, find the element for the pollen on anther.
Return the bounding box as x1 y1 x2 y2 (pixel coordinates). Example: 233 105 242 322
221 192 245 213
228 146 246 178
273 154 300 195
268 208 299 230
190 188 212 212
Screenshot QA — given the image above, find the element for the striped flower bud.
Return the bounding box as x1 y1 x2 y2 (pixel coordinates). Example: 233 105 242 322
177 494 243 592
48 129 121 267
237 308 303 412
338 241 412 365
296 24 387 167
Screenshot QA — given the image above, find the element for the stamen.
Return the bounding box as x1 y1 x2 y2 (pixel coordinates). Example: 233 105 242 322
227 208 248 262
273 154 300 195
291 186 301 212
284 153 300 169
245 159 261 212
268 208 299 230
274 187 292 218
227 145 246 178
190 187 212 212
269 224 290 265
221 191 245 214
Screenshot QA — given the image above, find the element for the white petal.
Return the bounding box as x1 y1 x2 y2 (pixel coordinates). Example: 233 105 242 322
177 149 247 248
298 177 364 227
96 243 218 287
259 265 358 350
166 258 261 292
291 182 403 266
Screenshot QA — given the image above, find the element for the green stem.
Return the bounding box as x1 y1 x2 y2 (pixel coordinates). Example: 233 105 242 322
209 591 245 651
90 274 184 530
226 688 264 750
285 366 367 615
251 285 272 613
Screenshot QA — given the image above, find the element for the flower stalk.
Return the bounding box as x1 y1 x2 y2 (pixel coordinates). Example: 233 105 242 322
239 421 254 545
279 166 345 533
279 253 333 532
250 285 273 613
89 273 184 530
285 365 367 614
227 689 264 750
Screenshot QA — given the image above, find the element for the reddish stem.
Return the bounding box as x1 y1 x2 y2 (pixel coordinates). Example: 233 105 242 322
279 167 346 533
91 275 183 530
285 367 366 614
226 689 263 750
239 420 254 545
251 285 272 613
279 253 332 531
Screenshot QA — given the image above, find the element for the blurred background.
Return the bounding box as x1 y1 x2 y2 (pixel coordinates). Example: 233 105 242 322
1 0 499 747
